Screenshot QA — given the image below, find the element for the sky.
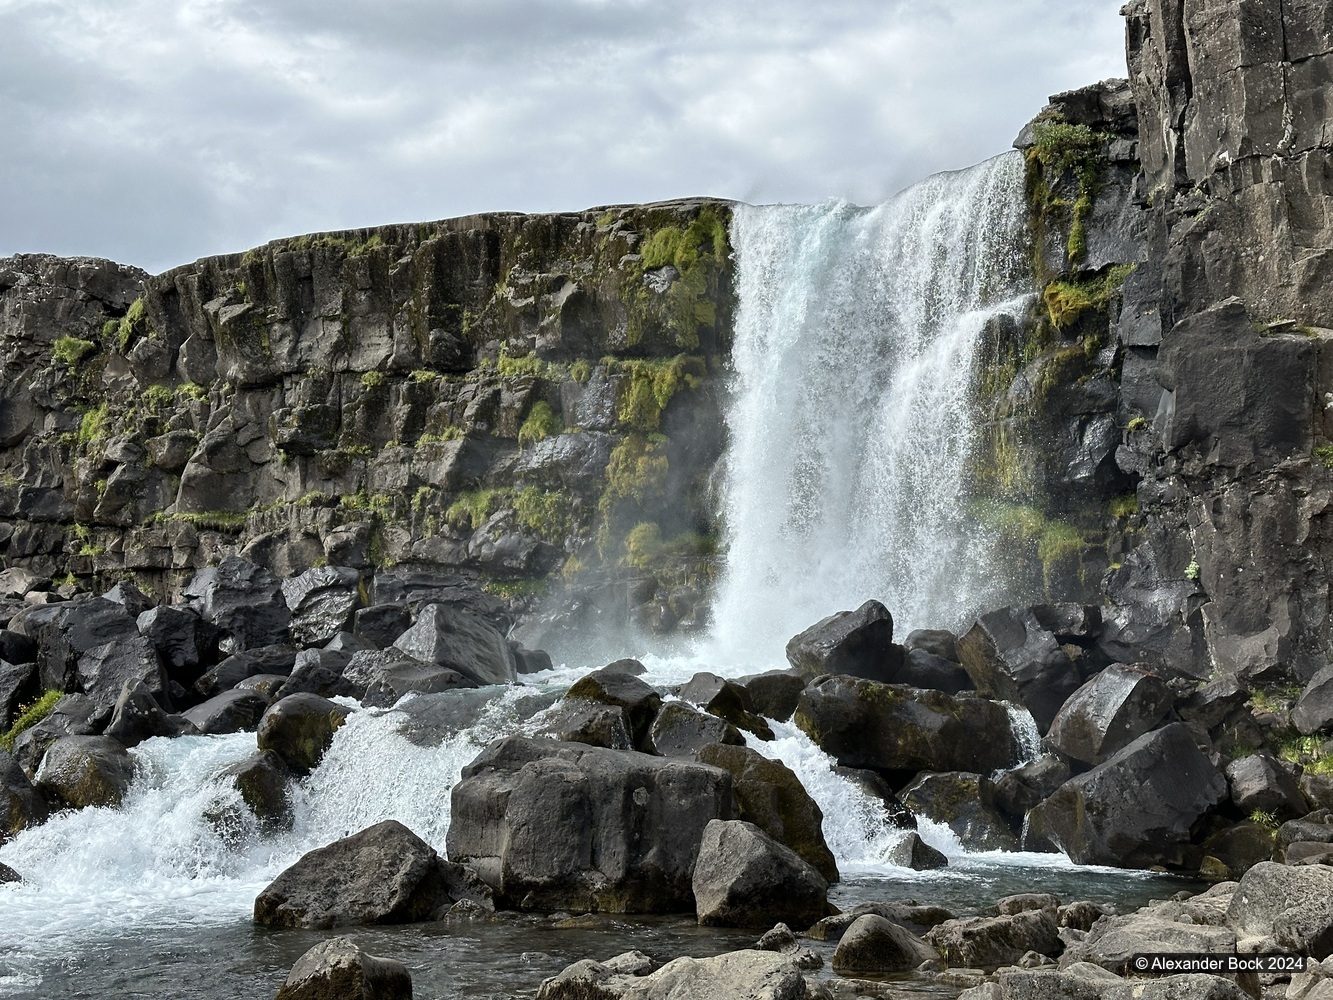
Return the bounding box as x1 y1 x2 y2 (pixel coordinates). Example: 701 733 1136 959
1 0 1127 274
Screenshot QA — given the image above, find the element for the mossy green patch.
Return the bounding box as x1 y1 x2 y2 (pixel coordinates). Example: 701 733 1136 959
77 403 110 447
518 401 562 448
1042 264 1135 331
513 486 576 542
625 207 730 349
1025 120 1109 270
53 336 96 371
1 689 62 752
447 489 509 532
611 355 706 431
116 297 154 353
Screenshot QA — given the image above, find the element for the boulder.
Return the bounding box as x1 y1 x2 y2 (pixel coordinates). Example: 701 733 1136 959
76 635 171 727
831 766 917 829
34 735 136 809
645 701 744 756
104 678 196 747
794 675 1017 775
957 606 1081 732
194 645 297 699
1058 900 1114 931
273 937 412 1000
0 862 19 883
275 648 359 701
808 901 956 941
832 913 939 974
619 950 808 1000
33 597 139 692
1200 821 1276 878
357 659 475 709
392 602 516 687
184 689 271 735
10 693 98 777
222 749 292 831
994 893 1060 916
564 667 662 748
537 951 656 1000
969 966 1249 1000
1027 723 1226 867
255 693 351 775
898 648 972 694
677 672 774 740
692 819 828 929
101 582 154 618
538 699 633 750
785 600 903 682
905 629 960 661
889 832 948 870
1294 666 1333 736
753 923 823 970
902 772 1018 852
695 743 838 881
1 748 47 839
992 755 1071 819
1227 754 1307 820
0 660 37 730
0 628 36 665
1059 886 1239 970
256 819 484 928
1225 862 1333 958
512 645 554 675
281 566 362 648
924 909 1061 969
352 603 413 650
183 556 291 652
736 670 806 723
1046 664 1173 765
136 605 218 684
446 735 733 912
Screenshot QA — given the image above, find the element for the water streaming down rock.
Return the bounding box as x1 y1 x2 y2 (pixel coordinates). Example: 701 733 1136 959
709 153 1031 667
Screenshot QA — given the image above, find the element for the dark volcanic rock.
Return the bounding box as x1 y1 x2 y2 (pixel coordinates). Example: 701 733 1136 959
692 819 829 929
898 648 972 694
538 699 633 750
11 693 98 778
1046 663 1173 765
352 603 413 650
785 600 903 682
1028 723 1226 868
281 566 363 647
222 749 293 831
564 667 662 748
888 832 948 871
901 771 1019 852
446 735 733 912
255 819 469 928
392 602 516 687
1226 754 1306 820
275 648 358 701
255 693 351 775
993 755 1071 820
831 913 938 974
1292 665 1333 736
0 661 37 730
1 749 48 839
957 606 1081 733
77 635 170 726
646 701 744 757
34 598 139 692
677 671 773 741
34 735 136 809
735 670 806 723
183 556 291 653
274 937 412 1000
1225 862 1333 959
794 675 1017 775
184 689 271 735
135 606 218 685
832 766 917 829
104 678 196 747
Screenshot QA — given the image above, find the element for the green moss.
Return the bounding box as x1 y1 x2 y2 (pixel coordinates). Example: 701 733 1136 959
447 489 509 532
53 336 96 371
177 382 210 402
282 233 384 257
481 577 548 599
410 369 437 383
1127 415 1148 433
626 207 729 349
600 435 669 511
623 521 664 569
1314 444 1333 469
360 370 387 390
0 690 63 752
1025 120 1110 270
518 401 562 448
418 426 463 444
1037 521 1086 575
513 486 576 541
612 355 706 431
77 403 110 447
1109 494 1138 519
570 359 593 383
496 344 548 378
141 384 175 414
162 511 248 532
1042 264 1135 331
78 543 104 557
1184 559 1200 581
116 297 153 353
340 491 394 518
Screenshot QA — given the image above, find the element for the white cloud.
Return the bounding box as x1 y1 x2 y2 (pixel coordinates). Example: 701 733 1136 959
0 0 1126 272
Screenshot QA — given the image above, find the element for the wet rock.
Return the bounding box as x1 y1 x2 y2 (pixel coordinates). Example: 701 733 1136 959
1277 813 1333 858
1293 666 1333 736
695 743 838 882
754 923 823 970
992 755 1071 819
256 819 484 928
1226 754 1306 820
794 675 1017 775
1 748 47 839
184 689 271 735
282 566 363 648
902 772 1019 852
538 699 633 750
513 645 553 675
0 631 37 668
183 556 291 653
273 936 412 1000
11 693 98 778
0 660 37 730
35 735 136 809
1046 663 1173 765
957 606 1081 732
1225 862 1333 958
255 693 351 775
832 913 939 974
136 606 218 686
645 701 744 756
33 597 139 692
1030 605 1102 644
536 950 656 1000
446 735 733 912
352 603 413 650
0 862 19 883
898 648 972 694
104 678 196 747
618 950 807 1000
831 766 917 829
275 648 359 701
677 672 774 741
905 629 960 662
357 657 474 709
194 645 297 700
692 819 828 930
564 667 662 748
1028 723 1226 868
736 670 806 723
924 909 1061 969
222 749 292 831
77 635 171 726
888 832 948 870
785 600 903 682
392 602 516 687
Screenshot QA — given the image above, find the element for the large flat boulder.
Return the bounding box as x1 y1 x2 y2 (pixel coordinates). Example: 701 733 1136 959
392 602 516 687
957 606 1081 732
794 675 1016 775
1047 663 1173 765
692 819 828 929
445 735 734 912
924 908 1060 969
620 951 809 1000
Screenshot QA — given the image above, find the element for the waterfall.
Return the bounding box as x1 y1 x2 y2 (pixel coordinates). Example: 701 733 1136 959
709 153 1031 667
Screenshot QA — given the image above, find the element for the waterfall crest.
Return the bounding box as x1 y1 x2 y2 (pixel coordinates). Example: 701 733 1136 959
709 153 1031 667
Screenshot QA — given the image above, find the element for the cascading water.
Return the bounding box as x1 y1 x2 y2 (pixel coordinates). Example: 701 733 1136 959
709 152 1031 668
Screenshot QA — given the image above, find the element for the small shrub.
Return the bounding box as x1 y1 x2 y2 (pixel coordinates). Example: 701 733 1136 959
518 401 562 448
570 359 593 383
77 403 110 447
53 336 96 371
360 370 387 390
410 369 437 383
1184 559 1200 581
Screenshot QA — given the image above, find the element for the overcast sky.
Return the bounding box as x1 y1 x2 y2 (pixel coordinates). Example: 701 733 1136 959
1 0 1126 274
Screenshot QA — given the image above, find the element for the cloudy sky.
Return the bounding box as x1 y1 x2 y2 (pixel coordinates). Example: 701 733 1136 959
1 0 1126 274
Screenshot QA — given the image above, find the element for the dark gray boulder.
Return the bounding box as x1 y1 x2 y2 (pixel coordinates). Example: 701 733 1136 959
888 832 948 870
538 699 633 750
794 675 1017 775
735 670 806 723
831 913 938 974
1292 665 1333 736
104 678 196 747
692 819 828 929
184 689 271 735
222 749 292 831
512 645 554 675
101 582 154 619
1027 723 1226 868
785 600 903 682
1226 754 1306 820
0 862 19 883
0 660 36 730
1 749 47 839
136 605 218 684
11 693 98 778
183 557 291 653
446 735 734 912
645 701 744 756
35 735 136 809
832 767 917 829
1030 604 1102 643
992 755 1071 820
194 645 297 700
564 667 662 748
1046 663 1173 765
0 631 37 668
957 606 1081 732
898 648 972 694
274 648 358 701
359 659 474 709
905 629 959 662
352 603 413 649
1200 821 1276 878
1225 862 1333 959
274 937 412 1000
33 597 139 692
282 566 362 648
255 693 351 775
76 635 170 726
695 743 838 882
392 602 516 687
255 819 478 928
677 672 773 741
901 772 1019 852
923 908 1061 969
